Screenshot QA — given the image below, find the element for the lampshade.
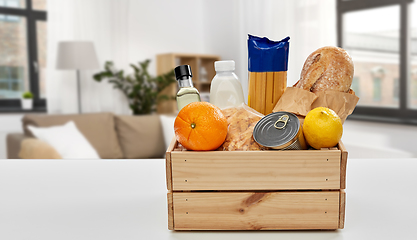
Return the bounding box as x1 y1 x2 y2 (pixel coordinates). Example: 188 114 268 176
56 41 99 70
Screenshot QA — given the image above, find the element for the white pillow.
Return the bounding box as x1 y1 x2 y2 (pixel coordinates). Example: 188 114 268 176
160 115 176 150
27 121 100 159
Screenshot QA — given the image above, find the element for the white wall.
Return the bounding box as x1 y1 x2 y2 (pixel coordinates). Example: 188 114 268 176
0 0 337 158
45 0 336 114
0 0 208 158
201 0 245 95
201 0 337 100
126 0 205 76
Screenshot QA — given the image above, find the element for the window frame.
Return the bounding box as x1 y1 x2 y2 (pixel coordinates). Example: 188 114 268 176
337 0 417 124
0 0 47 112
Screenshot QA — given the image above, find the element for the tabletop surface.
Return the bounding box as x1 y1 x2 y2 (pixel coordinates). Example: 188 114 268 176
0 158 416 240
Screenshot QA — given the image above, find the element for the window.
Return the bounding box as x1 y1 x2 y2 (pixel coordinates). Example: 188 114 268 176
394 77 400 101
412 72 417 105
338 0 417 122
0 0 46 111
0 66 24 97
0 0 25 9
373 77 382 102
351 76 361 97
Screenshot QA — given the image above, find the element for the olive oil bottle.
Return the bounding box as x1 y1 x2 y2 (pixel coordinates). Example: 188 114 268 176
174 65 201 111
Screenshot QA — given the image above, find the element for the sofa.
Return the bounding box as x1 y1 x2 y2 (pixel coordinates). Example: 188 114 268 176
6 112 175 159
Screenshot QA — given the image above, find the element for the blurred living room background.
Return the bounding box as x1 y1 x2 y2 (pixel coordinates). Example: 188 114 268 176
1 0 417 159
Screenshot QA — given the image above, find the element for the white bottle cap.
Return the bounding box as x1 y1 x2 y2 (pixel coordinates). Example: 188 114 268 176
215 60 235 71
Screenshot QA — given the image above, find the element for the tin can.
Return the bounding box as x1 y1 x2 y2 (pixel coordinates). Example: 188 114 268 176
253 111 307 150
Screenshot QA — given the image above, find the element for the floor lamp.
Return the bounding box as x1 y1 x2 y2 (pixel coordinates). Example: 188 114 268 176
56 41 99 113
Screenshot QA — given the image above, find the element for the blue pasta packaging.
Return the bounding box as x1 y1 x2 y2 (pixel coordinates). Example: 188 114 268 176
247 35 290 115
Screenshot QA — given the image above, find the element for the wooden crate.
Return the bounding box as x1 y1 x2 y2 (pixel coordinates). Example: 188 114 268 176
166 138 348 230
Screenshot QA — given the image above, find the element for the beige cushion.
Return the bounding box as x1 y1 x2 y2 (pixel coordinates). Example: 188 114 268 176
19 138 62 159
115 114 165 158
7 133 29 159
22 112 123 159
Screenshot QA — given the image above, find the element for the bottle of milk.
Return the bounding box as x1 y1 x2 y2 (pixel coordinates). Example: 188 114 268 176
210 60 245 109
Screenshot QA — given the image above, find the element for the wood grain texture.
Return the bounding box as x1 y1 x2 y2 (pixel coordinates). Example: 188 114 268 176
338 141 348 189
165 153 172 191
157 54 177 113
171 150 341 190
339 189 346 229
167 191 174 230
165 137 177 191
173 191 340 230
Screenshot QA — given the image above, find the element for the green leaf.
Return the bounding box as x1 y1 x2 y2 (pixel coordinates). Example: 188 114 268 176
22 91 33 99
93 59 177 115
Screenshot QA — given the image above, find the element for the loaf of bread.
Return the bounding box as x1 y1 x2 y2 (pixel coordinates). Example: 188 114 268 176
294 46 354 93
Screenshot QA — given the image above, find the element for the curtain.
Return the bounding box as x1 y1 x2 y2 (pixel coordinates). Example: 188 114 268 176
46 0 131 114
240 0 337 99
202 0 337 101
46 0 336 113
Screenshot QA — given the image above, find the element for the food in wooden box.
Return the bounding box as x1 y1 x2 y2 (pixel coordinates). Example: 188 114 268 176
294 46 354 93
247 35 290 115
303 107 343 149
174 102 227 151
219 104 265 151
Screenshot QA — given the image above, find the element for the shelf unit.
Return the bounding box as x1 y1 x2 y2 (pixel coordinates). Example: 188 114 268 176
156 53 220 113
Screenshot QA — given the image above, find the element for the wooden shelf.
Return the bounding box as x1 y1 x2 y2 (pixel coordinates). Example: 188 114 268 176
156 53 220 113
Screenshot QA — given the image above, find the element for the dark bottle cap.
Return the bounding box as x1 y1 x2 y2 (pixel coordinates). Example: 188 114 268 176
174 65 193 80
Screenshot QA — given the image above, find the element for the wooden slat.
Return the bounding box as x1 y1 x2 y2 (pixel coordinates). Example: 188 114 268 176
156 54 177 113
338 141 348 189
167 136 178 152
167 191 174 230
165 137 177 191
174 144 186 152
167 53 220 59
173 191 340 230
339 189 346 229
171 150 341 190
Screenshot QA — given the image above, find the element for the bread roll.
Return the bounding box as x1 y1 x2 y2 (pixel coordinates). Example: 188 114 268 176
294 46 354 93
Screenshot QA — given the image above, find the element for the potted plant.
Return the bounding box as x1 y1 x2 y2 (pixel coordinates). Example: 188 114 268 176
93 59 176 115
21 91 34 110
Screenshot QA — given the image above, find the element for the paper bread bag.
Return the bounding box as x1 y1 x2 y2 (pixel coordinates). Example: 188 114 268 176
273 87 359 123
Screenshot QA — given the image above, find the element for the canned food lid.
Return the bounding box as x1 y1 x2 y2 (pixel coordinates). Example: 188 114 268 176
253 112 300 149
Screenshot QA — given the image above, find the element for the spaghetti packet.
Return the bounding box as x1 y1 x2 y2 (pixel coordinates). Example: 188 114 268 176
248 35 290 115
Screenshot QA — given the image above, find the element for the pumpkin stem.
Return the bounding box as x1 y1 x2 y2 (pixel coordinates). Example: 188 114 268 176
191 123 196 129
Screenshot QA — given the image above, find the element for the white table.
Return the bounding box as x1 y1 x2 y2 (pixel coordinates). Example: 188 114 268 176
0 159 416 240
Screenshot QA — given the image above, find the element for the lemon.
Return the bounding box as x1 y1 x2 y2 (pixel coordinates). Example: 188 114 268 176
303 107 343 149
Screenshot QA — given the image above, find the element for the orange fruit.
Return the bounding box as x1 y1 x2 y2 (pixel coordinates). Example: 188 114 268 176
174 102 228 151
